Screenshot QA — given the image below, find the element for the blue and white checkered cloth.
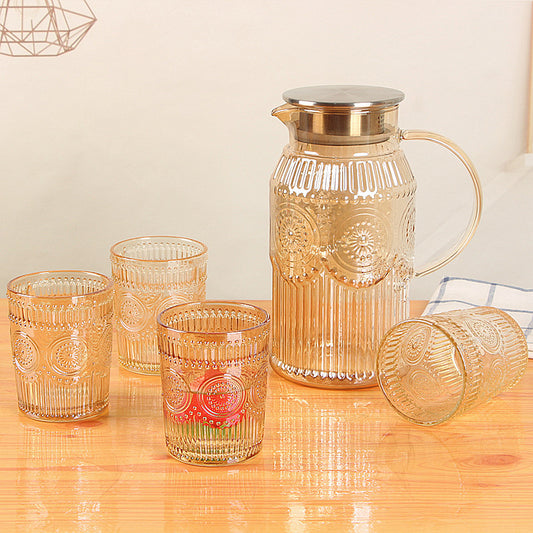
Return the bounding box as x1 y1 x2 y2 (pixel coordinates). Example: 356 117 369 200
423 277 533 358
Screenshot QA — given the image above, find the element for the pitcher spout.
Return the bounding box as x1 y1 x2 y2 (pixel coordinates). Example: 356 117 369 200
271 103 297 125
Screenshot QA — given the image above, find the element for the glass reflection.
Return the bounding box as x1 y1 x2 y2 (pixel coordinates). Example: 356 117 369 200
112 368 167 469
115 367 163 420
161 462 269 529
16 417 119 529
270 379 384 529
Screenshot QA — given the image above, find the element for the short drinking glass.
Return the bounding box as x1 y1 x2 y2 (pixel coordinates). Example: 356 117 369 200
7 271 114 421
377 306 528 425
157 301 270 465
111 236 208 374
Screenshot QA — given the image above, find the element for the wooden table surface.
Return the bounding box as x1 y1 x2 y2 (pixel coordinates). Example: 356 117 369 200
1 299 532 532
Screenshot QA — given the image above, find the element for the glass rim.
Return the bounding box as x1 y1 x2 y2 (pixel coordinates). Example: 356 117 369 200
377 316 467 426
157 300 270 336
110 235 208 263
7 270 114 300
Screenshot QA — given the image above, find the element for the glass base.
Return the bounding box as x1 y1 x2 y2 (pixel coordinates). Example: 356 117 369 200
270 354 377 389
19 401 109 422
119 359 160 375
117 334 160 375
166 439 262 466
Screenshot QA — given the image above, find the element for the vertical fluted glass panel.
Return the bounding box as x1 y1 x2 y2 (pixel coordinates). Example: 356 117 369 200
158 301 270 465
271 267 408 388
377 307 528 425
7 271 113 421
111 236 208 375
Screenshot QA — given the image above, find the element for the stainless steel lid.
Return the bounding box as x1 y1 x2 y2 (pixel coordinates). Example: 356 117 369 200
277 85 404 144
282 85 405 109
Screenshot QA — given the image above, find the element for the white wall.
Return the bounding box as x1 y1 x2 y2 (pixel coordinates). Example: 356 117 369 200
1 0 531 299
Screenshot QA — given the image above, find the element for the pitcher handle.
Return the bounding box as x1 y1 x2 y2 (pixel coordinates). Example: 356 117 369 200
400 129 483 278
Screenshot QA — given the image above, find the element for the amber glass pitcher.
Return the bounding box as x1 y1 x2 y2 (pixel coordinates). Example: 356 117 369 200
269 85 482 389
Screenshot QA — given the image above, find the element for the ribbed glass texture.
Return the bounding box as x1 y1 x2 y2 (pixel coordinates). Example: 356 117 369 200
157 301 270 465
270 136 415 388
7 271 113 421
111 236 208 375
377 307 528 425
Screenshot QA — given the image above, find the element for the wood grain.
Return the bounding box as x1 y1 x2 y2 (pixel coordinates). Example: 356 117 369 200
0 299 531 531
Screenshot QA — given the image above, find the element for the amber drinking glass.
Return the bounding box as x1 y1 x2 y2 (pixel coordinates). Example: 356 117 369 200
111 236 207 375
157 301 270 465
377 307 528 425
7 271 113 421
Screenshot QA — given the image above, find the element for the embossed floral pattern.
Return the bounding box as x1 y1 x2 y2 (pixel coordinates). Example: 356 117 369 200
324 210 392 287
96 326 113 368
197 372 246 423
119 294 147 332
466 318 502 353
12 331 38 373
50 338 89 376
338 223 377 264
162 367 192 416
155 295 189 320
336 216 388 270
406 369 445 402
165 369 247 429
401 324 433 366
400 200 416 250
275 206 317 263
272 203 320 281
249 363 268 411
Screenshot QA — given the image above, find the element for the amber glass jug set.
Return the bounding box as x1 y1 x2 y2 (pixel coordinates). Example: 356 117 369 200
7 86 529 465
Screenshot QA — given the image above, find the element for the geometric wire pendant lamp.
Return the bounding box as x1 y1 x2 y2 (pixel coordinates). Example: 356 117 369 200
0 0 96 56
